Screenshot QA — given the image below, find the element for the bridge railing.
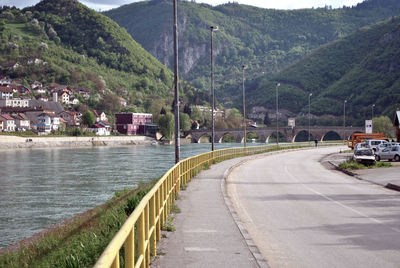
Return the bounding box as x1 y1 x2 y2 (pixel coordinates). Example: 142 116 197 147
94 141 341 268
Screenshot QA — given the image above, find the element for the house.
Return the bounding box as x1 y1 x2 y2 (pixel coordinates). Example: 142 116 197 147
71 87 90 99
91 121 111 136
0 76 12 86
58 91 70 104
0 119 3 131
12 113 30 131
0 114 16 131
395 111 400 142
37 112 60 133
69 96 79 105
93 110 108 122
119 97 127 107
31 81 43 90
115 113 153 135
0 98 30 108
16 85 30 95
58 110 81 126
0 86 14 99
27 58 42 65
8 62 20 70
33 86 47 94
35 94 49 102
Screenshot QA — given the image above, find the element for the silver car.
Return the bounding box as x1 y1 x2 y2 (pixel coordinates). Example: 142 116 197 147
353 148 376 165
375 145 400 162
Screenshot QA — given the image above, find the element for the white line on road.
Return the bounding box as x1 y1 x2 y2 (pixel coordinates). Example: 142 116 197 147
284 164 400 233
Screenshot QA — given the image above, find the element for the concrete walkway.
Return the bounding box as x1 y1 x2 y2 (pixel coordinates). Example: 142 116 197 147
151 156 267 268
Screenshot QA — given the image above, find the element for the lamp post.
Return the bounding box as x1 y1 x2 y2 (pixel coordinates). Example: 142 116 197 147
242 65 247 148
210 25 218 151
173 0 180 163
276 83 280 145
372 104 375 120
308 93 312 142
343 100 347 143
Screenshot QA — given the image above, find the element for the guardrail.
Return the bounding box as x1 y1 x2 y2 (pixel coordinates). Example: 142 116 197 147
94 142 340 268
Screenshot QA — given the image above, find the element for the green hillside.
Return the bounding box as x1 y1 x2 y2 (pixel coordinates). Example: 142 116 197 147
105 0 400 106
249 16 400 126
0 0 175 113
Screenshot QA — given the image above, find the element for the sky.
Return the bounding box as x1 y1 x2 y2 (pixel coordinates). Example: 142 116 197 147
2 0 365 12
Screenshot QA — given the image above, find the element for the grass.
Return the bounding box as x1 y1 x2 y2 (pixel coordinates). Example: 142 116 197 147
0 181 157 268
339 159 392 170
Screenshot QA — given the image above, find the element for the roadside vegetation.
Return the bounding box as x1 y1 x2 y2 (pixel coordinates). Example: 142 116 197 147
0 181 156 268
339 159 392 170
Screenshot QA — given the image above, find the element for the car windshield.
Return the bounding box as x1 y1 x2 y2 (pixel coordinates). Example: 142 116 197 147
355 149 373 156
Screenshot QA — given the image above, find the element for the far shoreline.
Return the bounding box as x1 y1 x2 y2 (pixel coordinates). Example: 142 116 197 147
0 135 157 150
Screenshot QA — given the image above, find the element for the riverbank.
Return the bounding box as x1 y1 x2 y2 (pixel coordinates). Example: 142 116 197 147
0 135 155 149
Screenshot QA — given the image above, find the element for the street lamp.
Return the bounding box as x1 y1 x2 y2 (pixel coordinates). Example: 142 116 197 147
308 93 312 142
210 25 218 151
242 65 247 148
173 0 180 163
276 82 280 145
343 100 347 143
372 104 375 120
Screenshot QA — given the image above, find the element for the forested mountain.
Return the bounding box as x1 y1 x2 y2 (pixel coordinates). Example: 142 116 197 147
248 16 400 126
0 0 177 113
105 0 400 106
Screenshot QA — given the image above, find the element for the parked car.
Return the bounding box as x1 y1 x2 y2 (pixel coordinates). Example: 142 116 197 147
377 142 400 152
353 148 376 165
364 140 388 152
354 142 368 151
375 145 400 162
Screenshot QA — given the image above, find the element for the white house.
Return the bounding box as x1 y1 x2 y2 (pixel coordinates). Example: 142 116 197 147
0 86 14 99
0 98 30 108
0 114 16 131
37 112 60 133
12 113 30 131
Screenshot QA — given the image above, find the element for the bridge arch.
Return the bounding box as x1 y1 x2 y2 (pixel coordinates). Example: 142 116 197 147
197 134 211 143
321 131 341 141
218 132 236 143
268 132 287 143
293 130 314 142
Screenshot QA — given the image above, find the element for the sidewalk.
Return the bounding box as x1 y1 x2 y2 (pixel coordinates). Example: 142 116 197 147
151 156 267 268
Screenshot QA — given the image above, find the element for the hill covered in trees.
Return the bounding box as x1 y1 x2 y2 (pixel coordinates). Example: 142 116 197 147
0 0 177 114
105 0 400 108
247 16 400 126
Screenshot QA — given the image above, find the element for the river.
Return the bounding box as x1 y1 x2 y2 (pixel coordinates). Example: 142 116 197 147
0 142 262 248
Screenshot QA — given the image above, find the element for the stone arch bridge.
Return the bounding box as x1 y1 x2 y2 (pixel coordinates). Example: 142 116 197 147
185 126 364 143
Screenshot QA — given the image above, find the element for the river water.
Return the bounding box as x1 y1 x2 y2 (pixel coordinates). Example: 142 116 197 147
0 143 262 248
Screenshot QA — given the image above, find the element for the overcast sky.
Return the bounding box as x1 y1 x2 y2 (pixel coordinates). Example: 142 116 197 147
2 0 365 11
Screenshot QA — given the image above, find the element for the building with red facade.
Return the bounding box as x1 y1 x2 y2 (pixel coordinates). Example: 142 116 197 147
115 113 154 135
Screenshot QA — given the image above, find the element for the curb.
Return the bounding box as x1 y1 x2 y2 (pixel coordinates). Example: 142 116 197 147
325 156 400 193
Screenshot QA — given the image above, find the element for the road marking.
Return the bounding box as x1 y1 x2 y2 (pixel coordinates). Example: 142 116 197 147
284 165 400 233
184 247 218 252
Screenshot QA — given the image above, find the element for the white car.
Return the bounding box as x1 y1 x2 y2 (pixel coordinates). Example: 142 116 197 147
353 148 376 165
375 146 400 162
364 140 388 152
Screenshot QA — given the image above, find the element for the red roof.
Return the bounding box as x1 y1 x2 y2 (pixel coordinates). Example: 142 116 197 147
0 114 14 120
0 86 13 93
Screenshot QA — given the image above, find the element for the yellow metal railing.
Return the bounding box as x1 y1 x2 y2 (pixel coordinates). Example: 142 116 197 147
94 142 340 268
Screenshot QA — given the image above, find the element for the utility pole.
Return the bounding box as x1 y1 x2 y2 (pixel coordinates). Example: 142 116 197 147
210 26 218 151
173 0 180 163
242 65 247 148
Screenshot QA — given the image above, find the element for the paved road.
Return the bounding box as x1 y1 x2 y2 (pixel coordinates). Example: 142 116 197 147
227 146 400 268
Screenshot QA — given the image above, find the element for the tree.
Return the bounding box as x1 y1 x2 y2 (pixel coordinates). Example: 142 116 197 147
82 110 96 126
158 112 174 140
373 116 394 139
263 111 271 126
180 112 191 132
98 93 121 114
